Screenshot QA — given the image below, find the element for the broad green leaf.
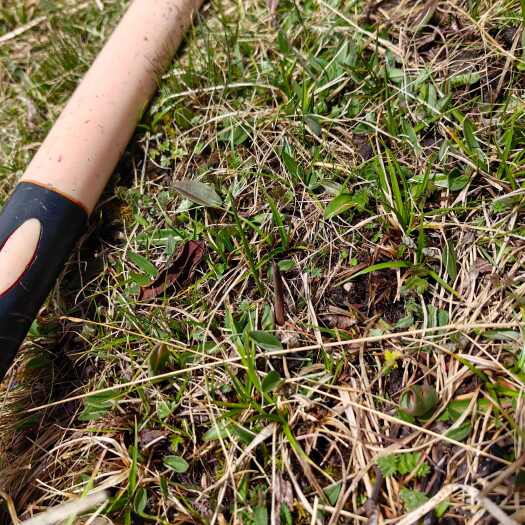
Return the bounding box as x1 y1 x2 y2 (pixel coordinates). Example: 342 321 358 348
164 455 189 473
203 422 232 441
280 148 301 179
156 400 174 420
443 240 458 281
324 483 341 505
483 330 520 342
133 487 147 514
445 421 471 442
280 503 293 525
321 180 343 195
436 500 450 518
173 179 222 208
248 331 283 351
387 66 404 82
304 115 322 136
451 173 471 191
463 118 479 152
278 259 295 272
79 391 120 421
262 371 282 393
351 188 369 211
517 345 525 373
403 275 429 294
398 452 430 477
254 506 268 525
128 253 158 277
129 273 151 286
449 72 481 87
324 193 355 219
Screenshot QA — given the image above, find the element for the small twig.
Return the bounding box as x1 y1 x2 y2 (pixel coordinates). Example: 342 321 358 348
363 424 399 523
21 492 109 525
363 467 383 525
0 489 20 524
25 320 525 414
422 456 447 525
0 16 46 45
392 484 519 525
480 451 525 497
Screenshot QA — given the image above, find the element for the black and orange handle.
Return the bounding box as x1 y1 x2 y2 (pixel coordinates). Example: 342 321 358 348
0 183 87 378
0 0 204 381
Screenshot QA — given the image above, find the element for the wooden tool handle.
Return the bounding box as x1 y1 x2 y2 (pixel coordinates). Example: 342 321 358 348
0 0 203 379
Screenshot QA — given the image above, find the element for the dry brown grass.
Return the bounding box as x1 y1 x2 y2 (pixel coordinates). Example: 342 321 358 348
1 0 525 523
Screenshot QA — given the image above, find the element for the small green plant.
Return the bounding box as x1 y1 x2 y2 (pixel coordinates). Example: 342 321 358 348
376 452 431 478
400 488 429 511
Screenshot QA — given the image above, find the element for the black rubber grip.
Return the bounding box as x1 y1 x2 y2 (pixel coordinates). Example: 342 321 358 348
0 182 88 380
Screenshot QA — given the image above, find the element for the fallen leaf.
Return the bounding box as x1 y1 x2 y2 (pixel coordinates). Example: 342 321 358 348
149 344 170 373
473 258 493 274
173 179 222 208
139 429 167 449
139 240 205 301
320 313 356 331
272 261 286 326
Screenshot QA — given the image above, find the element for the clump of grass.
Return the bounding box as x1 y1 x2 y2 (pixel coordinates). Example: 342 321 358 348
1 0 525 523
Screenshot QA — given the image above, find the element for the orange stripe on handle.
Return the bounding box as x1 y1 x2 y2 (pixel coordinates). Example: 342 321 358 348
0 219 42 297
0 0 204 380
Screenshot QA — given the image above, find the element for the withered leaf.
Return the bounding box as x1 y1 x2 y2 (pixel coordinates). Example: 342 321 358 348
473 258 493 275
173 179 222 208
139 429 168 448
272 261 286 326
139 240 205 301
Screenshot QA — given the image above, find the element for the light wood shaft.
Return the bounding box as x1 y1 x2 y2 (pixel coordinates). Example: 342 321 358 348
21 0 203 214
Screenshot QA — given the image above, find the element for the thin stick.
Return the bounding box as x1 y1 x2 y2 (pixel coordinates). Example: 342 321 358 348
393 484 518 525
21 491 109 525
0 17 46 45
26 320 524 413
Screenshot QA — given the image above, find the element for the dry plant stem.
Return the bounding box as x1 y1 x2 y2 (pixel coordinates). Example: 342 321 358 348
480 451 525 497
26 321 524 413
393 484 519 525
20 491 108 525
0 489 20 524
1 0 524 521
0 16 46 45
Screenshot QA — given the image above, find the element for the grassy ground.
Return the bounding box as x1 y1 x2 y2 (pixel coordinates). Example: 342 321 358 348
1 0 525 523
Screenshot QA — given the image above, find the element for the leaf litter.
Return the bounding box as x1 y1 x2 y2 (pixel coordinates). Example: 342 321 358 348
139 240 205 301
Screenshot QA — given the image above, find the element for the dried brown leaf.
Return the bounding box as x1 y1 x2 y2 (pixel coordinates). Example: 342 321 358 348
139 429 168 448
139 240 205 301
273 261 286 326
